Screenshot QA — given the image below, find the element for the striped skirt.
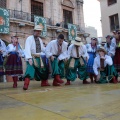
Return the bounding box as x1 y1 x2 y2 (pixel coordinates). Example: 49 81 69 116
87 52 96 74
5 52 23 75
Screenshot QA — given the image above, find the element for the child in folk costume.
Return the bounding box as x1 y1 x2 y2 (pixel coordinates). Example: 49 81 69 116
23 25 50 90
86 37 98 83
0 39 7 76
65 37 90 85
5 36 24 88
93 46 118 83
45 34 68 86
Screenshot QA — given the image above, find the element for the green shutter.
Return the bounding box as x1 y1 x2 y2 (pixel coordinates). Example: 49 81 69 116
34 15 47 37
0 7 9 34
68 23 77 40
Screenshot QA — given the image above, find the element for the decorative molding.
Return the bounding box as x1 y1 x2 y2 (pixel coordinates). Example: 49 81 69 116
62 0 74 9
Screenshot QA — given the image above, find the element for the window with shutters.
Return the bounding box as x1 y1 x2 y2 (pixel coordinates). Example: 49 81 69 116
31 0 43 21
109 14 119 31
108 0 117 6
0 0 6 8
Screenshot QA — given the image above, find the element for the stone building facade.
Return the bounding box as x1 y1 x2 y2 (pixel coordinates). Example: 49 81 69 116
0 0 86 74
98 0 120 38
0 0 85 46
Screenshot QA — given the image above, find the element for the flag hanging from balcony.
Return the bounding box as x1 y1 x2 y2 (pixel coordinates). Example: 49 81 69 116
0 8 9 34
68 23 77 40
34 16 47 37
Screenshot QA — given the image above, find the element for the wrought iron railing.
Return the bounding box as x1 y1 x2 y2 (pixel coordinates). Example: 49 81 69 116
60 22 85 32
9 9 52 25
9 9 84 32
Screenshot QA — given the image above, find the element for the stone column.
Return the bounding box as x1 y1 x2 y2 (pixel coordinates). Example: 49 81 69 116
76 0 85 31
50 0 55 25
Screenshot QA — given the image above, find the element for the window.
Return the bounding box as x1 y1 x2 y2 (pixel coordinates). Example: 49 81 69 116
63 9 73 28
0 0 6 8
109 14 119 31
31 0 43 21
108 0 117 6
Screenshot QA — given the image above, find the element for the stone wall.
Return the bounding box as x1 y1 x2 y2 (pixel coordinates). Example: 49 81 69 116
0 0 85 74
99 0 120 38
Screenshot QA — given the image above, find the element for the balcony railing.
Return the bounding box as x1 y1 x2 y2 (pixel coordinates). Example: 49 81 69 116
60 22 85 32
9 9 52 25
9 9 84 32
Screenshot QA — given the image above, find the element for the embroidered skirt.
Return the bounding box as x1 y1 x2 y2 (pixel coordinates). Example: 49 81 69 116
87 52 96 74
5 52 23 75
114 47 120 72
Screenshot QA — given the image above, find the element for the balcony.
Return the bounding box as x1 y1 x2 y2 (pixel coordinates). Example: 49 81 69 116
8 9 84 33
9 9 52 25
60 22 85 32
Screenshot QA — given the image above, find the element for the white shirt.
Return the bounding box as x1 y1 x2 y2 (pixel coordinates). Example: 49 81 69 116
67 44 89 59
93 55 113 75
24 35 45 60
6 43 24 57
103 37 116 56
111 37 116 47
0 39 7 57
86 44 97 53
7 44 16 53
104 43 115 56
45 39 68 60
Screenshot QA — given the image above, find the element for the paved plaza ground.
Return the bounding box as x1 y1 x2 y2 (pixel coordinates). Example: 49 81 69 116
0 79 120 120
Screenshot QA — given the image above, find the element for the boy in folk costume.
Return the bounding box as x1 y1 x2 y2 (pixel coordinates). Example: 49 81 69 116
5 36 24 88
93 46 118 83
45 34 68 86
65 37 90 85
0 39 6 76
23 25 50 90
